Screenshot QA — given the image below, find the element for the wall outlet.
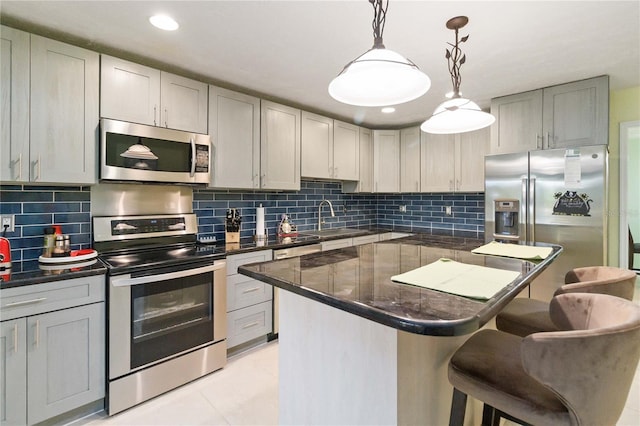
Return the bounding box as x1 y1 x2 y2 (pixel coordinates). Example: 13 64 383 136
399 205 407 213
1 215 15 233
445 206 453 216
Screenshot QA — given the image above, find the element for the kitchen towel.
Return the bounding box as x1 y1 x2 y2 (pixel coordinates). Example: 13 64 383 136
471 241 553 260
391 258 520 300
256 204 265 237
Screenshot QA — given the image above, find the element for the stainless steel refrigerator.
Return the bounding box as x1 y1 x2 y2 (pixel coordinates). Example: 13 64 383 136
484 145 608 301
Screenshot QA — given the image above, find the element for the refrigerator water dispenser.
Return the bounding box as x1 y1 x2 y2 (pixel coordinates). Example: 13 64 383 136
494 199 519 240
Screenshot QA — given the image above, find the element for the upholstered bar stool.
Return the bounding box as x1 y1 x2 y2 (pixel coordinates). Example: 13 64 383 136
496 266 636 337
448 293 640 426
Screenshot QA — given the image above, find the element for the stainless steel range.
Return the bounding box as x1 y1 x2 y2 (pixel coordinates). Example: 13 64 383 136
94 213 226 415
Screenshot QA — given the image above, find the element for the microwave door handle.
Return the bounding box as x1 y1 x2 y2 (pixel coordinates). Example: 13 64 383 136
111 262 225 287
190 137 196 177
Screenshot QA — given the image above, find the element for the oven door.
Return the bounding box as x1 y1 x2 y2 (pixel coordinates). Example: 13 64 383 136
109 259 226 380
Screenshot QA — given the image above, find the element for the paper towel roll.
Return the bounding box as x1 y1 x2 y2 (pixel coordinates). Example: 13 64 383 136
256 204 265 236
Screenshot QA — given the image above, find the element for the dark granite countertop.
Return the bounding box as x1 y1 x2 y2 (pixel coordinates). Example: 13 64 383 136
239 232 562 336
0 258 108 289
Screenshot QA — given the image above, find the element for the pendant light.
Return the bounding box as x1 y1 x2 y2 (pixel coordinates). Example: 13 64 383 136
328 0 431 107
421 16 495 134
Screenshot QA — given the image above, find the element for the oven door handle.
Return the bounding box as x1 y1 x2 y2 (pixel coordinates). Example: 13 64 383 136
111 262 225 287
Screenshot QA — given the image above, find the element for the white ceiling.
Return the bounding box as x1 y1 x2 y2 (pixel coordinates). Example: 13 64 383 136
1 1 639 128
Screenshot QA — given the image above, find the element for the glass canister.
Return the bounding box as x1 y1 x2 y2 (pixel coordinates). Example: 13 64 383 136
63 235 71 256
52 235 66 257
42 227 56 257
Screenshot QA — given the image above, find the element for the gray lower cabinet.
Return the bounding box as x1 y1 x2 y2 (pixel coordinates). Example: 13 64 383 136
226 251 273 349
0 275 105 426
1 319 27 425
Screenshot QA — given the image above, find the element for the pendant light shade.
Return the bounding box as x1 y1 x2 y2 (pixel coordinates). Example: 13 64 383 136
421 16 495 134
329 0 430 107
420 97 495 134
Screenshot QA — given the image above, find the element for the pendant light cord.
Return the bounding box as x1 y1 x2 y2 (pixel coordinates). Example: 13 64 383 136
370 0 388 48
446 22 469 98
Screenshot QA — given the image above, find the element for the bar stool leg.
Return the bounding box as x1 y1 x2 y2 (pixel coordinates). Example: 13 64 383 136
482 403 500 426
449 388 467 426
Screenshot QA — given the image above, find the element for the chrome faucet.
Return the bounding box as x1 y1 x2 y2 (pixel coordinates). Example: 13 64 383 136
318 199 335 231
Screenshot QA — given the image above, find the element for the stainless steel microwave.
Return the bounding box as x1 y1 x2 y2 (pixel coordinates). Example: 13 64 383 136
100 119 210 185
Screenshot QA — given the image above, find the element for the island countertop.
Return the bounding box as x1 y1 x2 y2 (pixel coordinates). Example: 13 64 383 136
239 233 562 336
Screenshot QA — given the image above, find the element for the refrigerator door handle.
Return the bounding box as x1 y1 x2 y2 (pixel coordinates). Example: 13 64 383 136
521 177 529 242
529 177 537 243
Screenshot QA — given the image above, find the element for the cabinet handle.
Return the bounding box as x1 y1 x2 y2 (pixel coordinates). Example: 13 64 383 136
536 133 541 150
242 287 261 294
153 106 157 126
261 174 266 188
32 155 41 182
449 180 454 191
334 166 338 178
34 320 40 348
165 108 168 127
415 181 419 191
5 297 47 308
546 132 553 149
13 323 18 354
456 179 461 191
253 174 259 188
242 321 260 330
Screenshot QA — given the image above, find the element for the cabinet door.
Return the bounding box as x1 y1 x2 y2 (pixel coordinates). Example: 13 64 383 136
333 121 360 181
209 86 260 189
400 127 421 193
373 130 400 193
100 55 160 126
30 36 99 184
420 132 456 192
27 303 105 425
456 127 489 192
160 71 208 133
1 319 27 426
301 111 333 179
542 76 609 149
358 128 373 192
260 101 301 191
490 89 543 154
0 26 29 183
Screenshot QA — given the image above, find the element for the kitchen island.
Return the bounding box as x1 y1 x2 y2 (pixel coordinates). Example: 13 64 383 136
239 232 562 425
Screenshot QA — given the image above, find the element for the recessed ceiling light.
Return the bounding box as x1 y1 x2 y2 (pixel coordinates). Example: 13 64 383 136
149 14 179 31
381 107 396 114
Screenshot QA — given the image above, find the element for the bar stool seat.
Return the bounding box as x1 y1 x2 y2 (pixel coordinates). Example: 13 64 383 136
448 293 640 426
496 266 636 337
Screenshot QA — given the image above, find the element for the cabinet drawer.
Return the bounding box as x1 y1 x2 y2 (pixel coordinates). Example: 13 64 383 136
0 275 105 321
321 238 352 251
226 301 273 348
227 274 273 312
352 234 379 246
226 250 273 275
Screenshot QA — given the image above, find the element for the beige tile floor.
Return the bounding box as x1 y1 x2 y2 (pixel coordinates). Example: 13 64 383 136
76 279 640 426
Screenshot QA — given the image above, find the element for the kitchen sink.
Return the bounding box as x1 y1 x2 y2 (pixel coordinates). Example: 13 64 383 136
299 228 369 237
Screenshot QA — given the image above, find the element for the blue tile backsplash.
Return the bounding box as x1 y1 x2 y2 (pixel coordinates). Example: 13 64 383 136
0 181 484 262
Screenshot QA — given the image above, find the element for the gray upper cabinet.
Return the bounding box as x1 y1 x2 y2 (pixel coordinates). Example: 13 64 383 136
30 35 99 184
542 76 609 149
209 86 261 189
301 112 334 179
490 89 543 154
421 132 456 192
373 130 400 193
342 127 372 193
400 126 421 193
490 76 609 154
301 114 359 181
260 100 301 191
332 120 360 181
0 26 30 183
101 55 208 133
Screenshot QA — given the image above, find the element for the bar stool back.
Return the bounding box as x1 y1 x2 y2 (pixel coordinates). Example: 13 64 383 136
448 293 640 426
496 266 636 337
